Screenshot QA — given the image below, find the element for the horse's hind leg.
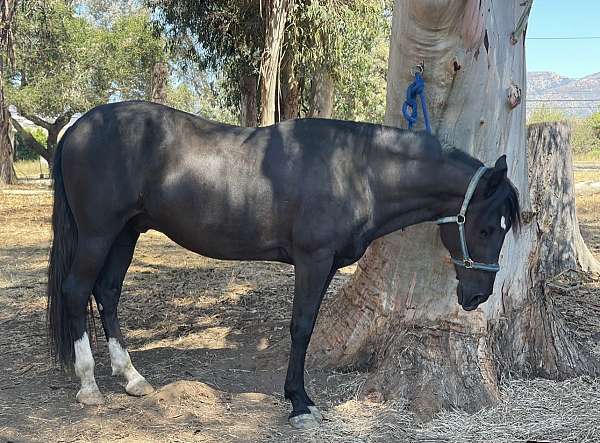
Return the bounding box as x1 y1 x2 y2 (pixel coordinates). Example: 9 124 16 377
93 224 153 397
63 235 116 405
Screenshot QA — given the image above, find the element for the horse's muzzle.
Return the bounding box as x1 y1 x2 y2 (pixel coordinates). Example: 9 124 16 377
457 284 490 311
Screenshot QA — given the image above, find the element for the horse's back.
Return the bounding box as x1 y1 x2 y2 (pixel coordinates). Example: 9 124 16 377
60 101 377 263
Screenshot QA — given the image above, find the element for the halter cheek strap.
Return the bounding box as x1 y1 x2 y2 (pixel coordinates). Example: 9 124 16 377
436 166 500 273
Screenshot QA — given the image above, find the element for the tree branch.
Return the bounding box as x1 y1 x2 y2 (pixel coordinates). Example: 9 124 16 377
53 112 72 132
16 110 52 131
10 116 48 160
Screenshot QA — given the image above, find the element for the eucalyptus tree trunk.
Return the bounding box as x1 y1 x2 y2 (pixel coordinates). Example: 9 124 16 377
0 87 15 184
239 74 258 127
151 61 168 105
307 69 334 118
259 0 293 126
0 0 18 184
280 49 300 120
309 0 599 417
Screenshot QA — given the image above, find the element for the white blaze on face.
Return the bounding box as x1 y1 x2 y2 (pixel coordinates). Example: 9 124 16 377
500 215 507 230
74 332 99 392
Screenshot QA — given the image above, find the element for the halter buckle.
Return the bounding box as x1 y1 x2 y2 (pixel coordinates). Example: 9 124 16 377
456 214 466 224
463 258 474 269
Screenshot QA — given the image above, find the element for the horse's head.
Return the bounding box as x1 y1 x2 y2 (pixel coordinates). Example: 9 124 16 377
438 155 520 311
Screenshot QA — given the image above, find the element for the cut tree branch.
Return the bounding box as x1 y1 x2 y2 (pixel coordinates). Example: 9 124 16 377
10 116 48 160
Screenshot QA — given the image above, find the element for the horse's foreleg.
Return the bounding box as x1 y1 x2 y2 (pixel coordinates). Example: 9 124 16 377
93 227 153 397
285 252 335 429
63 236 115 405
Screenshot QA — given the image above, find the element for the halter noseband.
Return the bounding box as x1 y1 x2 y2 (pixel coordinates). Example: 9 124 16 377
436 166 500 273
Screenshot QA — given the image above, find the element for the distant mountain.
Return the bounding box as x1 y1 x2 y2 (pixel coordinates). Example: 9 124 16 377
527 71 600 118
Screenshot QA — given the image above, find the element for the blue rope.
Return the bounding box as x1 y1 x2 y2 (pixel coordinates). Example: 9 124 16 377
402 71 431 133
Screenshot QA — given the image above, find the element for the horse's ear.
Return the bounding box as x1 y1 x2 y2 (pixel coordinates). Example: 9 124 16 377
485 155 507 196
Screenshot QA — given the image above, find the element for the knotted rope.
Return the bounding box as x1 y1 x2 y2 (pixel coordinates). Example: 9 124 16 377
402 68 431 133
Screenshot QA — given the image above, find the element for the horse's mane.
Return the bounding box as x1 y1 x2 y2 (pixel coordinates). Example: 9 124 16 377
441 144 521 232
441 145 483 168
496 179 521 232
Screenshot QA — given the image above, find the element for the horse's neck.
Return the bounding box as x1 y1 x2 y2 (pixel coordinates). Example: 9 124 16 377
369 154 476 238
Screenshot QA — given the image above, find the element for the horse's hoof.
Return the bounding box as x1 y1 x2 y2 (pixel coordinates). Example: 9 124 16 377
76 388 105 405
308 405 323 422
289 413 320 429
126 378 154 397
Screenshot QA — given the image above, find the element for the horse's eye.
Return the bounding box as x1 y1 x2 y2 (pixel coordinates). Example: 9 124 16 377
479 229 489 239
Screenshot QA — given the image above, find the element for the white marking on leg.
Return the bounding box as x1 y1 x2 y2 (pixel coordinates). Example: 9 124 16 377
108 338 153 396
74 332 104 404
500 215 506 230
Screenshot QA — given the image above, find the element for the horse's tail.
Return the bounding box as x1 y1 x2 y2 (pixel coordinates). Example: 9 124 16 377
47 137 78 369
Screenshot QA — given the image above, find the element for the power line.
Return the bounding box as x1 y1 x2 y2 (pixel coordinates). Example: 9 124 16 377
527 36 600 40
528 106 598 109
527 99 600 102
531 91 599 94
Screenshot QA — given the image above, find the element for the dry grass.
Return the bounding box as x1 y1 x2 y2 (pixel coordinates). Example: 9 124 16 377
574 150 600 162
13 159 50 180
574 169 600 183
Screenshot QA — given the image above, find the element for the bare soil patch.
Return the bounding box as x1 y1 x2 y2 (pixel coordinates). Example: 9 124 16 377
1 180 599 442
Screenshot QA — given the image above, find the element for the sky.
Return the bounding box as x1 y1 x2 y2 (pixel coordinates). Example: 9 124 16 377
526 0 600 78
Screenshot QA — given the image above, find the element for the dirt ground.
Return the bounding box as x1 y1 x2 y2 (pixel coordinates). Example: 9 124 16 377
1 178 600 443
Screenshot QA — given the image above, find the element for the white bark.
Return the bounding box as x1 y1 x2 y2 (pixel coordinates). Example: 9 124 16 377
259 0 293 126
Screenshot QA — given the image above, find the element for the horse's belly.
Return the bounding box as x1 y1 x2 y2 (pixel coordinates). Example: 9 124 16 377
148 215 291 263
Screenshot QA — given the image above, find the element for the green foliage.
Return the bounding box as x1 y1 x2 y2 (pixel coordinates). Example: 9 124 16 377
290 0 390 123
526 108 600 160
590 110 600 138
101 12 165 100
167 62 238 123
571 114 600 158
15 127 47 160
149 0 390 123
147 1 262 77
527 107 567 124
5 0 163 119
332 22 389 123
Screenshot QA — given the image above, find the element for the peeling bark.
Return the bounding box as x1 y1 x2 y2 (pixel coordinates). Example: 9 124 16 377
151 61 168 105
309 0 599 417
259 0 293 126
0 0 18 185
240 74 258 127
280 49 300 121
308 69 334 119
0 95 16 184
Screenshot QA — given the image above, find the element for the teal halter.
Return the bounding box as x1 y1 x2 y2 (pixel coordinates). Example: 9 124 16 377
436 166 500 273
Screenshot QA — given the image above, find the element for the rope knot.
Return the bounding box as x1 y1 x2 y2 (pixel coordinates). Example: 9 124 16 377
402 71 431 133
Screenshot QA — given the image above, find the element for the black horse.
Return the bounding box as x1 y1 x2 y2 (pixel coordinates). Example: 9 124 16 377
47 101 519 428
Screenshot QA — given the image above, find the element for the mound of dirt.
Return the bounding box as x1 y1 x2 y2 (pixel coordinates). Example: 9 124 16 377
140 379 288 440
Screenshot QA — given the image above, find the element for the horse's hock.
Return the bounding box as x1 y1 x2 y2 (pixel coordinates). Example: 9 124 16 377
308 0 600 417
